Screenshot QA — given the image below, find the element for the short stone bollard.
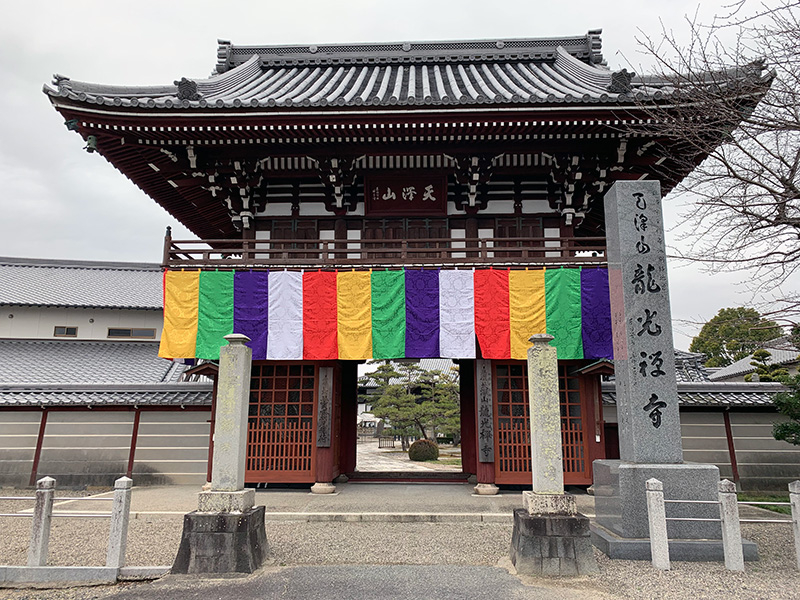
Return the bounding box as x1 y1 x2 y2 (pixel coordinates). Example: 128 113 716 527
645 478 670 570
27 476 55 567
718 479 744 572
789 480 800 570
106 476 133 569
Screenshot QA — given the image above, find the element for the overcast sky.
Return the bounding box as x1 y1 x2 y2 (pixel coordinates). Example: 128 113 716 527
0 1 787 350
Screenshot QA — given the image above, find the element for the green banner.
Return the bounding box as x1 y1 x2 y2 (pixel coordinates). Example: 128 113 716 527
370 270 406 359
545 268 583 360
196 271 234 360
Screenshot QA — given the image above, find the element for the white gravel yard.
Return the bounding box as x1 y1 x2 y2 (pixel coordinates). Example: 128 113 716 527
0 487 798 600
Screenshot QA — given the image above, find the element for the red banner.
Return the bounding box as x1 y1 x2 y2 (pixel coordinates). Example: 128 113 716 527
364 173 447 216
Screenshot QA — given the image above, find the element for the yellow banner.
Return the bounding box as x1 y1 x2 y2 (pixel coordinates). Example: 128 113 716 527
337 271 373 360
159 271 200 359
509 269 547 360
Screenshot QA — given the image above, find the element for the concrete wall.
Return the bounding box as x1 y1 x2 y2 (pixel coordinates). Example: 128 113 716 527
132 410 211 486
0 409 211 488
0 306 163 341
0 411 41 487
604 406 800 492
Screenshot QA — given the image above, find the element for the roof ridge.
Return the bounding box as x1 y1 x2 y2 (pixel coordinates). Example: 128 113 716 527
216 31 605 72
0 256 161 271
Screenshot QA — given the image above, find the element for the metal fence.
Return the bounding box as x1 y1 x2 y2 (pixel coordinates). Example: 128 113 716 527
646 478 800 572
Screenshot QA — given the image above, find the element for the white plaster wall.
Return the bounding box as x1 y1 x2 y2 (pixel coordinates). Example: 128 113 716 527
0 307 163 341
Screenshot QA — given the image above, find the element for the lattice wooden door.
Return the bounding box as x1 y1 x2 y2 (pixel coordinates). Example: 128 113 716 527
246 364 317 483
493 362 592 485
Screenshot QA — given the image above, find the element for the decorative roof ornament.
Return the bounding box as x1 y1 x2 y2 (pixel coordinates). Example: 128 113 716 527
607 69 635 94
174 77 202 101
52 74 72 90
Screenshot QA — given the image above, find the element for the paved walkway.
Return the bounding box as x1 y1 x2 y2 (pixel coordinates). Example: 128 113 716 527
354 440 440 472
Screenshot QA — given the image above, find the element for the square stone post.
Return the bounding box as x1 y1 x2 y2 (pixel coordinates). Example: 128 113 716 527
592 181 757 562
510 334 597 576
173 333 268 574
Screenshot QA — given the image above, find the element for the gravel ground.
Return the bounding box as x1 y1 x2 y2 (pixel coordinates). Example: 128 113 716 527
1 489 798 600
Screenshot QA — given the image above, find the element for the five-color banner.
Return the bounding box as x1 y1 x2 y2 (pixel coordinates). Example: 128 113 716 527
159 268 613 362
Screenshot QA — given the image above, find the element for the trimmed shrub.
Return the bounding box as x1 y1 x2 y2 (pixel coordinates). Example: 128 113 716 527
408 438 439 461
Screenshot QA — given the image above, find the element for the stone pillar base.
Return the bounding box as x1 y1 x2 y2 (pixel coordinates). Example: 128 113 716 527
171 506 267 574
510 509 597 576
310 482 336 494
473 483 499 495
523 491 577 516
197 489 254 513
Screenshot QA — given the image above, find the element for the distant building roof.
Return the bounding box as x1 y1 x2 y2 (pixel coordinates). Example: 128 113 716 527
0 257 162 309
603 381 784 408
359 358 458 389
674 350 712 382
709 338 800 381
0 339 211 407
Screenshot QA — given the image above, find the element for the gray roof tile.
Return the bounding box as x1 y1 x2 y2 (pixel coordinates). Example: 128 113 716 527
46 33 712 110
0 339 212 407
602 381 785 407
0 385 211 407
0 257 162 309
0 339 180 385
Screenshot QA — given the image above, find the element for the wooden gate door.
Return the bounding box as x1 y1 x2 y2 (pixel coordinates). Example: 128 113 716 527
246 363 317 483
493 362 593 485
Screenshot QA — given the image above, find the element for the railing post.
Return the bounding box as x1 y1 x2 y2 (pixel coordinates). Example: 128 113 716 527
161 226 172 267
718 479 744 571
401 240 407 261
27 476 55 567
106 476 133 570
645 478 670 570
790 480 800 571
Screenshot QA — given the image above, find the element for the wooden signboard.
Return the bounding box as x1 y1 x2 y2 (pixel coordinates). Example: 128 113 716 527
364 173 447 216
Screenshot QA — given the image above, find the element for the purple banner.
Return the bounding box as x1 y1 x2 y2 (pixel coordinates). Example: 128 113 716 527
233 271 269 359
580 268 613 360
405 269 440 358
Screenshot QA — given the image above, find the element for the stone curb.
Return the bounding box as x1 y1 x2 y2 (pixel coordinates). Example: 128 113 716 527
263 512 513 523
0 566 118 585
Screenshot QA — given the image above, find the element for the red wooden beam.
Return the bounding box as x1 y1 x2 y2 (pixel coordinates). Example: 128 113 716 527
723 410 740 485
29 409 48 487
126 409 142 479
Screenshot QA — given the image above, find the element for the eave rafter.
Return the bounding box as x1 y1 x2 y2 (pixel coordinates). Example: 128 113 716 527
52 99 700 238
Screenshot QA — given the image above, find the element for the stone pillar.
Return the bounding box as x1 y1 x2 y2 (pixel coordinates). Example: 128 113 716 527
172 334 268 574
592 181 757 562
27 476 55 567
510 335 597 576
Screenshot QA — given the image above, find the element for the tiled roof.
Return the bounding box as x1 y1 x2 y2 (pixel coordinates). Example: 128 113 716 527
0 257 162 309
0 384 211 407
0 339 212 407
602 381 785 408
674 350 711 382
45 32 739 111
0 339 182 385
359 358 458 388
709 340 800 381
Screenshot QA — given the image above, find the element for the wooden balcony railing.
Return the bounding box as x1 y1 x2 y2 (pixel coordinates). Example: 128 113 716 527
162 235 607 269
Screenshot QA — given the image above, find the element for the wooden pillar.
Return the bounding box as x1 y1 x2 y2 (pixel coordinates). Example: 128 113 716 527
315 366 337 484
338 362 358 474
459 360 477 476
29 409 48 487
723 410 740 485
126 408 142 479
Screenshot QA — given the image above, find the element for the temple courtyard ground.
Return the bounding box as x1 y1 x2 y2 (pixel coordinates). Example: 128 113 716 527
0 479 798 599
